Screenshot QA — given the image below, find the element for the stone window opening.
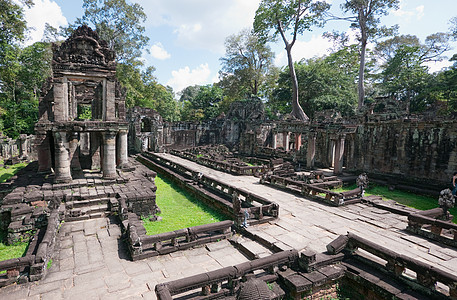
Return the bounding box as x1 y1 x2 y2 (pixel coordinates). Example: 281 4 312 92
77 104 92 120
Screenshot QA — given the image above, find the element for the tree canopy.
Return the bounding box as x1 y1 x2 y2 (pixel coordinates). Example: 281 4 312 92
254 0 330 121
219 29 276 100
66 0 149 65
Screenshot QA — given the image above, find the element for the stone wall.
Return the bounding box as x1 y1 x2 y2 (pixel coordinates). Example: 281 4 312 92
344 120 457 185
0 134 35 162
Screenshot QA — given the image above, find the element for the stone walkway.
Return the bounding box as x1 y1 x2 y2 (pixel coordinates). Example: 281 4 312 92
0 217 248 300
157 153 457 276
1 152 457 299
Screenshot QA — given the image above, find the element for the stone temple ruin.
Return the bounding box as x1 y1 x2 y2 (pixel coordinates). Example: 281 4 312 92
1 25 457 300
35 25 129 182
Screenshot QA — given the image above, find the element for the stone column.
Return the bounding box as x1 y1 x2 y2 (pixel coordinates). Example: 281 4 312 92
295 133 302 151
36 132 52 173
68 132 81 171
283 132 289 151
116 129 128 168
333 135 345 175
102 131 117 179
54 131 72 183
272 132 277 149
306 132 316 169
90 132 101 169
19 134 28 158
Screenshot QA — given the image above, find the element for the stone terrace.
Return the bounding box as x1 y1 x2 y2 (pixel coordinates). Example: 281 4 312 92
156 153 457 276
0 216 248 300
1 152 457 299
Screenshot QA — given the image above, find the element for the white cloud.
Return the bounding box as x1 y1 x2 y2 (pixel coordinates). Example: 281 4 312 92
150 42 171 60
425 60 453 73
166 63 213 93
415 5 425 20
392 0 425 21
19 0 67 45
274 35 333 66
137 0 261 53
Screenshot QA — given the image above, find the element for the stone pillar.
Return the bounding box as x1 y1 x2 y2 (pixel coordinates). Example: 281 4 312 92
54 131 72 183
36 132 52 173
19 134 27 158
272 132 277 149
90 132 101 169
306 133 316 169
333 135 345 175
102 131 117 179
105 80 116 121
68 132 81 171
295 133 302 151
116 129 128 168
283 132 289 151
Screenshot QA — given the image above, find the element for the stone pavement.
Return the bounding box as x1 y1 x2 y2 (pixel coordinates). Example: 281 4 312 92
156 153 457 276
0 217 248 300
2 152 457 299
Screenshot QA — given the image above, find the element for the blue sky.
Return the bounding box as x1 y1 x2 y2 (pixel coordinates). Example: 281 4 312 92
19 0 457 95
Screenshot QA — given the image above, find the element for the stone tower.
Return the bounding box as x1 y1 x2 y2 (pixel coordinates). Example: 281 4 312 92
35 25 129 182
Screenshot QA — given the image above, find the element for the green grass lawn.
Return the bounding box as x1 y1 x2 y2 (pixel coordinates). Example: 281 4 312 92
0 161 30 271
0 230 29 273
142 174 227 235
0 161 28 183
334 184 457 223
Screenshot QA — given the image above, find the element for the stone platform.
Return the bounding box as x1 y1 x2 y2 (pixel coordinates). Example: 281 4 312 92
156 153 457 276
1 152 457 299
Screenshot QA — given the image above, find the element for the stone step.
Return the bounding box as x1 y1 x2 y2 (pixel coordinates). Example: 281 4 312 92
65 197 114 209
66 203 110 222
230 234 273 260
65 211 109 222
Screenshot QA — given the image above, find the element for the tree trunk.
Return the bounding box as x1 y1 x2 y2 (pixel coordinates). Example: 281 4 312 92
358 40 366 110
287 46 309 121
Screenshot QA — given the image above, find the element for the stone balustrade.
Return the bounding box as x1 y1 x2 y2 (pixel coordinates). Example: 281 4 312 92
139 152 279 226
262 175 359 206
407 208 457 248
343 232 457 299
170 149 270 176
124 210 233 260
155 250 299 300
0 208 62 287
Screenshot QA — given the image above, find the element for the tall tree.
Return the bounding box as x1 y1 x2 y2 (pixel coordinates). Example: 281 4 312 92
220 29 275 99
340 0 399 110
254 0 330 121
375 33 452 112
271 45 359 118
180 85 224 121
66 0 149 64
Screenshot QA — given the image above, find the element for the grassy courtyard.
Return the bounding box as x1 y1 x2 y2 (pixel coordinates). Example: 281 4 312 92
0 161 28 183
0 230 29 270
335 183 457 224
142 174 226 235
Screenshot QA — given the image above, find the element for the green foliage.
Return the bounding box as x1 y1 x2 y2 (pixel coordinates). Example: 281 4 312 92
0 40 51 138
142 175 226 235
46 259 52 270
270 46 359 118
117 63 179 121
0 227 29 266
375 33 452 113
220 28 276 100
334 184 457 224
77 105 92 120
180 84 224 121
0 0 30 46
68 0 149 64
254 0 330 120
0 161 28 183
339 0 400 108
